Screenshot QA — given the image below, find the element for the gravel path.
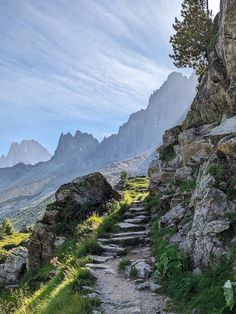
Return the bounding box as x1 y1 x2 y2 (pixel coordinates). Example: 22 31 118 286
86 202 174 314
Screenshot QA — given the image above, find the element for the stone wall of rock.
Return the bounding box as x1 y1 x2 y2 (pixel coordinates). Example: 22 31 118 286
28 172 121 270
148 0 236 270
182 0 236 129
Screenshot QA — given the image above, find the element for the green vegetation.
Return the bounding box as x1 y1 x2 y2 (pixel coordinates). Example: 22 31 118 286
228 177 236 200
179 179 196 192
208 162 229 178
170 0 217 75
159 145 176 162
149 194 235 313
0 218 15 236
123 176 149 202
223 280 236 312
118 258 131 272
144 195 160 210
120 170 129 187
156 244 184 279
0 189 133 314
0 232 30 263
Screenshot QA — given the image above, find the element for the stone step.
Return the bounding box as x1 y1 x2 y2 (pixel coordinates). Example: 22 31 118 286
86 263 109 270
124 216 148 225
103 251 117 257
129 207 146 213
88 255 113 263
122 211 148 219
100 244 127 256
116 222 146 232
98 235 150 247
113 230 150 238
131 201 143 205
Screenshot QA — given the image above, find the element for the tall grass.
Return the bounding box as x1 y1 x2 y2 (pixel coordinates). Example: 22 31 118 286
0 193 132 314
149 195 234 314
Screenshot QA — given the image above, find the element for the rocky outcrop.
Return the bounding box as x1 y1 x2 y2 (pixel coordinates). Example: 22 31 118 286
182 0 236 129
148 0 236 270
0 247 28 285
28 172 121 270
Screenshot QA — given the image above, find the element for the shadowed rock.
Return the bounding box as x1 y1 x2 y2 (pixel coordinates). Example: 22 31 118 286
28 172 121 270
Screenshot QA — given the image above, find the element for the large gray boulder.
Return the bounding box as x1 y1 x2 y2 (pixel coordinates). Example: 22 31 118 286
28 172 121 270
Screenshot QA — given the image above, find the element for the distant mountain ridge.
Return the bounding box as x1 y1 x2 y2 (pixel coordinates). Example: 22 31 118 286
53 72 197 170
0 71 197 227
0 139 52 168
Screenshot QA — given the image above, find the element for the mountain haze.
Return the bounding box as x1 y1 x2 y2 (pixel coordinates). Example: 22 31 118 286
0 72 197 227
0 139 52 168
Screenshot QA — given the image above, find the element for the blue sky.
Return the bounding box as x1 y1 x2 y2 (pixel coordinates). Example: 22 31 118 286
0 0 220 155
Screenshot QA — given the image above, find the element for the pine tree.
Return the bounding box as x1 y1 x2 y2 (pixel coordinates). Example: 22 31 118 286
120 170 128 186
1 218 15 235
170 0 217 75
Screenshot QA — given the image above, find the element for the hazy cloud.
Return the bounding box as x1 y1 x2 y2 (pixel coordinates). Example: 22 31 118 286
0 0 219 154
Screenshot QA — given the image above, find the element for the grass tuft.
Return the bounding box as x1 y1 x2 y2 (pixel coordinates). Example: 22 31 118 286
118 259 131 272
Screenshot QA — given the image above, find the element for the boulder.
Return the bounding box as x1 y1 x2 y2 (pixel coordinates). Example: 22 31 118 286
159 205 187 229
0 246 28 285
28 172 121 270
125 260 151 279
53 236 66 249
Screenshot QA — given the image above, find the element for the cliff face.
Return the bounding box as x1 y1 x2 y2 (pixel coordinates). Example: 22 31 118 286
182 0 236 129
148 0 236 270
95 72 196 165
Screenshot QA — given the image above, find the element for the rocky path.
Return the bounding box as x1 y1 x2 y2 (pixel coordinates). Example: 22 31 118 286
86 201 172 314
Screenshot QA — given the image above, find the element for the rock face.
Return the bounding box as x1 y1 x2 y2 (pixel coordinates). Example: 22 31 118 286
27 172 121 270
0 139 51 168
148 0 236 270
0 247 28 285
182 0 236 129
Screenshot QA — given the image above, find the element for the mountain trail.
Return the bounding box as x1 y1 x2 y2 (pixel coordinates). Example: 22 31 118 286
86 201 174 314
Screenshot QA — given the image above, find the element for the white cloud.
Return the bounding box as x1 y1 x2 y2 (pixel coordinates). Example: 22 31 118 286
0 0 186 153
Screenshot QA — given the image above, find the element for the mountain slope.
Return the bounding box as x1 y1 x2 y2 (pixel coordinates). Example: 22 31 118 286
0 72 196 226
0 139 52 168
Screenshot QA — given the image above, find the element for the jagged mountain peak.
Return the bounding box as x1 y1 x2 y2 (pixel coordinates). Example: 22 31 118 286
0 139 52 168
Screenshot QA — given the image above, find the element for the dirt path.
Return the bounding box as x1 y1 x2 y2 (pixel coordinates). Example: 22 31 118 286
86 201 174 314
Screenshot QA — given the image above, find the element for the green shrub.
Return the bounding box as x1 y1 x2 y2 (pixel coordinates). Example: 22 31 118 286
120 170 129 187
223 280 236 311
144 195 160 210
1 218 15 235
159 145 176 162
0 249 8 263
156 244 184 279
179 179 196 192
96 215 116 238
162 261 233 314
208 163 229 178
77 239 103 258
118 259 131 272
